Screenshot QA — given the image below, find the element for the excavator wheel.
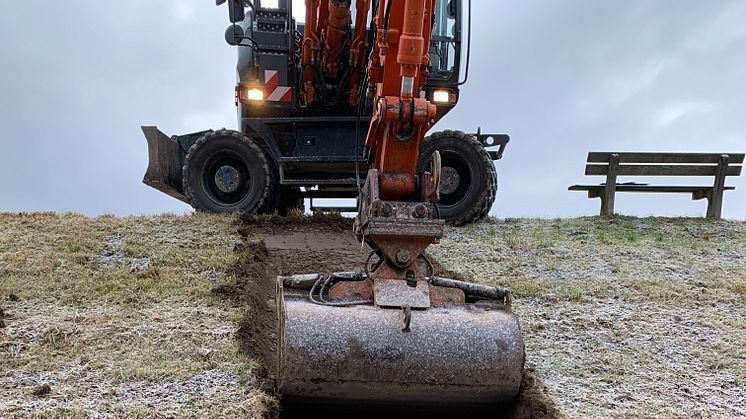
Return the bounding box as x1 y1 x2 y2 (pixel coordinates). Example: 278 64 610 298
259 163 304 215
278 187 305 215
258 161 281 215
418 130 498 226
182 129 272 214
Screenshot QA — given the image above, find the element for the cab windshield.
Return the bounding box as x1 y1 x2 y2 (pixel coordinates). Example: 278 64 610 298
430 0 458 79
290 0 458 80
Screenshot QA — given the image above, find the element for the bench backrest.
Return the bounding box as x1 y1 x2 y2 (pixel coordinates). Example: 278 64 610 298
585 152 744 177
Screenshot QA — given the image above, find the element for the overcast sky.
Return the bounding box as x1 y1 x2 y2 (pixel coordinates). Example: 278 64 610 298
0 1 744 219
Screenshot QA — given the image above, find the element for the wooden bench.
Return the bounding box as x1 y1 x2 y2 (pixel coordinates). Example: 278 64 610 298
569 152 744 219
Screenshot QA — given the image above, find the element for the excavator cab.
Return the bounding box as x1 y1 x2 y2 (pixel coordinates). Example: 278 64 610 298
426 0 468 119
229 0 469 117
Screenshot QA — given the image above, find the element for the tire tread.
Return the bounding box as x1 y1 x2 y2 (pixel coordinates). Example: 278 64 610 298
419 130 498 226
182 129 272 214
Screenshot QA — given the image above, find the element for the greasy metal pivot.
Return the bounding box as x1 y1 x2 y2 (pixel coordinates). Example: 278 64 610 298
400 305 412 332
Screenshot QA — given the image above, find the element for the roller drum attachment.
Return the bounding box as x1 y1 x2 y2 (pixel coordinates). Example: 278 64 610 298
276 274 525 409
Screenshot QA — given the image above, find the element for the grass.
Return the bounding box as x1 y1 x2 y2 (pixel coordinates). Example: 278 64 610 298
429 216 746 418
433 216 746 305
0 212 275 418
2 213 745 418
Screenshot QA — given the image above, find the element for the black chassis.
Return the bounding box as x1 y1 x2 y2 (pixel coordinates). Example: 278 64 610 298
141 122 509 205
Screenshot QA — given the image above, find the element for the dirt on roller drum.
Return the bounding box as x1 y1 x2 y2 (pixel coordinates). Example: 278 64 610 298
213 214 559 419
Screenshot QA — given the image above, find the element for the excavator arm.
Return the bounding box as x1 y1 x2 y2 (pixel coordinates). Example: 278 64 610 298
293 0 445 306
354 0 444 308
366 0 437 201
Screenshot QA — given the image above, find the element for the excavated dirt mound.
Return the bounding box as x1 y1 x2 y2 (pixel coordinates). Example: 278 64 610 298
236 214 365 275
215 215 559 419
213 215 365 403
213 240 279 385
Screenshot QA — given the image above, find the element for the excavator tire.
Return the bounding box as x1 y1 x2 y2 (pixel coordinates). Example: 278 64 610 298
418 130 498 226
258 160 280 214
182 129 272 214
278 187 305 215
260 158 304 215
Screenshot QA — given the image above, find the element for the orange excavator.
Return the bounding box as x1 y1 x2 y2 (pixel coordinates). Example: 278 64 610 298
147 0 524 410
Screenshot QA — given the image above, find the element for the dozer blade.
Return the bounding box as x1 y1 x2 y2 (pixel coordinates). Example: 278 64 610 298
276 273 525 410
141 126 189 204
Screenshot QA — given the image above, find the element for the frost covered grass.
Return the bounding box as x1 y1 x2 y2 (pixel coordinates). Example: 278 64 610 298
430 216 746 418
0 212 276 418
2 213 744 418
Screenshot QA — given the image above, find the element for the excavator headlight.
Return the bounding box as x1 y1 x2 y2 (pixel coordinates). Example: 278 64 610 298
432 90 451 104
247 88 264 101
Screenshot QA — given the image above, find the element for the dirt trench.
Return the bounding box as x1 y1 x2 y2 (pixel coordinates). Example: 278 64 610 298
214 215 559 419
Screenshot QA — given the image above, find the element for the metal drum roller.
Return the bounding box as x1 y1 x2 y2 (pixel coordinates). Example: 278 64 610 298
276 273 525 408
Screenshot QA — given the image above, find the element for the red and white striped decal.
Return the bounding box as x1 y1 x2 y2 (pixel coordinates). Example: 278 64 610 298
264 70 292 102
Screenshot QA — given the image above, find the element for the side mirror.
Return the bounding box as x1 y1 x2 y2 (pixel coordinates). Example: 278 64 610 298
447 0 457 18
225 24 245 46
217 0 246 23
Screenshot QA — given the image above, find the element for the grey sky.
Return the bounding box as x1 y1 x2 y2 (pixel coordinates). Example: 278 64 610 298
0 1 744 218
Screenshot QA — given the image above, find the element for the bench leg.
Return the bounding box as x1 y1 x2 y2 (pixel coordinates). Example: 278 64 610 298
706 193 723 220
706 154 729 220
600 190 615 218
599 154 620 218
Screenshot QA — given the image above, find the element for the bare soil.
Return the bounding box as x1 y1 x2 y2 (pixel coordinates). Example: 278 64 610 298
237 213 363 274
215 215 559 419
213 215 368 415
213 240 279 392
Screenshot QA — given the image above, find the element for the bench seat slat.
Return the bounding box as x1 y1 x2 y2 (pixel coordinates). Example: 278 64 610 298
587 152 745 164
569 185 736 192
585 164 742 177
